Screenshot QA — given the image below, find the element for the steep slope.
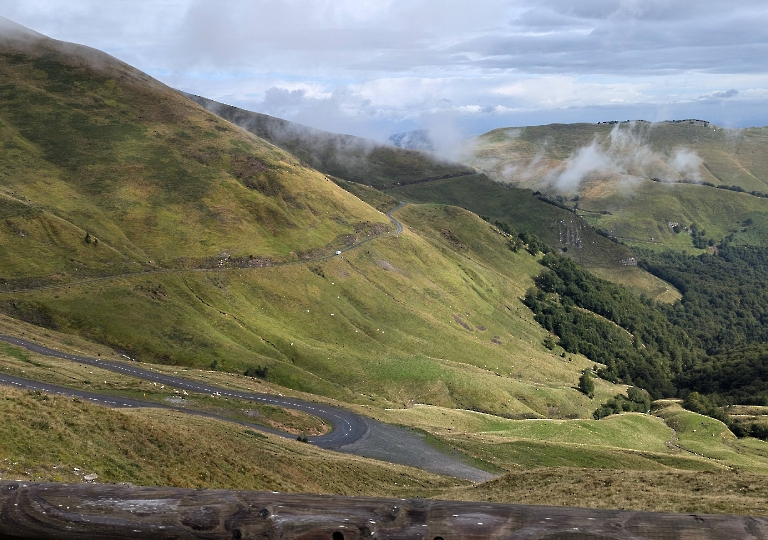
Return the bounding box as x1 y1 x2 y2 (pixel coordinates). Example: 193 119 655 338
466 121 768 250
0 17 388 291
185 94 474 188
0 20 612 419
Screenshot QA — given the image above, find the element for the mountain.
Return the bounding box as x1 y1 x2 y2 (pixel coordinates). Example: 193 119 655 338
4 19 768 515
464 121 768 251
0 19 390 291
388 129 435 152
0 19 606 419
190 95 671 298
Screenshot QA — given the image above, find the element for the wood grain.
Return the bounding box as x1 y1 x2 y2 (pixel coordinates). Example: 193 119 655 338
1 481 767 539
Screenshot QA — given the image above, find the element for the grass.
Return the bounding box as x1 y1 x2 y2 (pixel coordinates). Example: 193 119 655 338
187 94 474 190
0 203 622 420
4 324 768 514
388 175 634 267
0 385 461 496
0 342 329 435
330 176 401 213
0 41 389 287
4 33 768 515
4 380 768 514
466 121 768 254
445 468 768 515
589 266 682 303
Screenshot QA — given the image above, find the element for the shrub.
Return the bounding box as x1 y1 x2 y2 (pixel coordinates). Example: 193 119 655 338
244 365 269 379
578 371 595 399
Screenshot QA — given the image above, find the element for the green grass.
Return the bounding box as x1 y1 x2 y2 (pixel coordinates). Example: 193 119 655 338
0 41 388 287
387 174 635 266
330 176 401 213
577 180 768 250
654 403 768 474
0 385 460 496
187 94 474 190
445 467 768 515
0 342 329 435
589 266 682 303
1 204 615 419
466 121 768 253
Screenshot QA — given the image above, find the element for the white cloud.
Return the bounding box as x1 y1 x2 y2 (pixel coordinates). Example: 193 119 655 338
2 1 768 138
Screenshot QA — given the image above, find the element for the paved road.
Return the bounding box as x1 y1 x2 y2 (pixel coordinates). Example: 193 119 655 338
0 371 298 439
0 333 496 481
0 335 366 449
386 201 406 233
0 202 407 295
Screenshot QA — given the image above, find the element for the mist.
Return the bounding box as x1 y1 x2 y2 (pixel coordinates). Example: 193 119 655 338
544 123 705 192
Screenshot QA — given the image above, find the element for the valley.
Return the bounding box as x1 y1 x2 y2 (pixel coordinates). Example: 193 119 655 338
1 16 768 519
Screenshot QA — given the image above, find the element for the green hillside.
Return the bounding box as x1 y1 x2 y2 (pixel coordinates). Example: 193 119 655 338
466 121 768 251
0 28 388 291
191 96 685 300
0 26 613 419
3 21 768 517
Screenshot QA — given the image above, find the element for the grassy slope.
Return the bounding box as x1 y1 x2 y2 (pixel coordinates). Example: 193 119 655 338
2 25 768 514
385 175 686 302
467 122 768 251
4 380 768 514
185 94 474 189
385 174 643 268
1 205 615 419
0 30 615 421
577 181 768 250
0 386 459 496
0 340 330 435
4 311 768 514
189 96 675 295
0 31 388 289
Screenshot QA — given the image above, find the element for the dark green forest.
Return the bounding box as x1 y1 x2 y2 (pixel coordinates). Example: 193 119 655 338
524 246 768 430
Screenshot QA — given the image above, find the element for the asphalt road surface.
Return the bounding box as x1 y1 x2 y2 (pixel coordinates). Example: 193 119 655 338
0 335 366 449
386 201 406 233
0 335 495 481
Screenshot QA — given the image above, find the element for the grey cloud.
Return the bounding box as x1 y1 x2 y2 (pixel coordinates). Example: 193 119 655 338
711 89 739 99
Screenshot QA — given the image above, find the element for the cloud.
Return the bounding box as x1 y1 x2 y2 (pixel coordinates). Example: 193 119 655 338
668 148 703 182
712 89 739 99
3 1 768 137
542 123 705 191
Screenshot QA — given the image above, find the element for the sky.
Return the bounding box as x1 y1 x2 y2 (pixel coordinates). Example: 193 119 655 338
2 0 768 143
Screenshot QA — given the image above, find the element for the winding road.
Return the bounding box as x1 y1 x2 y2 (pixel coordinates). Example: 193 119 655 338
0 202 497 481
0 335 365 449
0 335 495 482
0 202 408 295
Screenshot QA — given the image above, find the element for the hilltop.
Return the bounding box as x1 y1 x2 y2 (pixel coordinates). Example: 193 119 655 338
0 20 391 291
465 121 768 251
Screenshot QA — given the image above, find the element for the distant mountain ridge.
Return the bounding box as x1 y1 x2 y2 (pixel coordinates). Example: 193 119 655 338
464 121 768 251
387 129 434 152
184 94 472 189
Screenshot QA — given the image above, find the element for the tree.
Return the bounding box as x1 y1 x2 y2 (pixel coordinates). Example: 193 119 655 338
579 371 595 399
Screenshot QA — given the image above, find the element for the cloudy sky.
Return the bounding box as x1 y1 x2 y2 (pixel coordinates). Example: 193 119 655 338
2 1 768 142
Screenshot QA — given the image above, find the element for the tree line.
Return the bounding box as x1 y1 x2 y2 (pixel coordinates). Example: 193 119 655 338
524 247 768 436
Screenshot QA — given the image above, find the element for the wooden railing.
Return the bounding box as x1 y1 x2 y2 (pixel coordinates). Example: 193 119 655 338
1 481 766 539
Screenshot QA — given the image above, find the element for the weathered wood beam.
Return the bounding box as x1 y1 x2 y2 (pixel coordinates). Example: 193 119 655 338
1 481 766 539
